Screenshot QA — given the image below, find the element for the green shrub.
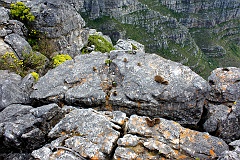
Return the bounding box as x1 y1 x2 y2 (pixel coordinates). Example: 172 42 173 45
52 54 72 67
23 52 47 74
31 71 39 81
10 2 35 22
82 35 115 53
0 52 24 76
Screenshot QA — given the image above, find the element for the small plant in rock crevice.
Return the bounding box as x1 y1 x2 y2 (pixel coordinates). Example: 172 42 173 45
10 2 35 23
52 54 72 67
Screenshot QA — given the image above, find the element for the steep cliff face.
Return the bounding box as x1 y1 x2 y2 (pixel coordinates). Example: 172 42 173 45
78 0 240 79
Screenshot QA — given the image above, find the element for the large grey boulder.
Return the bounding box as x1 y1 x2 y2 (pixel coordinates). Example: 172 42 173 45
203 101 240 143
4 33 32 59
207 67 240 103
0 70 34 111
114 114 228 159
32 108 123 159
0 103 63 151
28 0 88 57
114 39 145 52
31 51 209 125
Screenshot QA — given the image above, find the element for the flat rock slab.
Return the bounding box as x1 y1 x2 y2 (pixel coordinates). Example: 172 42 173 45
31 51 209 125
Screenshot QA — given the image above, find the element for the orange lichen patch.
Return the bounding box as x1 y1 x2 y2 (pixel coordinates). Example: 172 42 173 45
221 85 227 91
137 101 141 110
90 155 99 160
209 149 216 157
163 130 171 139
180 128 197 143
176 154 188 159
61 131 66 136
56 149 65 157
130 144 145 154
218 141 223 146
203 134 210 140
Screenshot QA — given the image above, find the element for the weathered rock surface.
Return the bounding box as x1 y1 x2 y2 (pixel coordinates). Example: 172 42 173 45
27 0 88 57
114 115 228 159
4 33 32 59
114 39 145 52
0 70 34 111
207 67 240 103
32 108 228 160
31 51 209 125
218 140 240 160
203 101 240 143
0 38 14 56
32 108 123 159
0 103 63 151
0 6 9 24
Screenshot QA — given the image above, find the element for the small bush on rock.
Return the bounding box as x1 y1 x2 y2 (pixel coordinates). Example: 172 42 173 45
52 54 72 67
82 35 115 53
0 52 24 76
31 71 39 81
10 2 35 22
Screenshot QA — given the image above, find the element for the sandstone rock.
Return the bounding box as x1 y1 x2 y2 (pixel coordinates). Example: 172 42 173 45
0 38 14 56
114 114 228 159
0 70 34 111
4 33 32 59
31 51 209 125
32 108 123 159
0 6 9 24
203 101 240 143
218 140 240 160
114 39 145 52
0 103 62 151
29 0 88 57
207 67 240 103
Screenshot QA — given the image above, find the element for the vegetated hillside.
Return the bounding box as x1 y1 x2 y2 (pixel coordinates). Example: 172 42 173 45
79 0 240 79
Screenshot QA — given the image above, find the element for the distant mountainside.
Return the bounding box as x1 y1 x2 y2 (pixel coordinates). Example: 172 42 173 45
71 0 240 79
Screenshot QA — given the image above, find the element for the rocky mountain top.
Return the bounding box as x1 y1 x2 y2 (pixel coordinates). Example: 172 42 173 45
0 0 240 159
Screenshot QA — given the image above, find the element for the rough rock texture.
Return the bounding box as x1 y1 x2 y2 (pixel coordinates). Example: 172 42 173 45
114 115 228 159
0 103 63 151
218 140 240 160
30 51 209 125
0 38 14 56
207 67 240 103
27 0 88 57
4 33 32 59
31 108 228 160
32 108 122 159
203 101 240 143
0 70 34 111
114 39 145 52
0 6 9 24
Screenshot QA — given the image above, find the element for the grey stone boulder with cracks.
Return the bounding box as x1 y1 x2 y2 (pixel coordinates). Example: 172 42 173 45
32 108 123 159
0 70 34 111
114 114 228 159
31 51 209 125
0 103 63 151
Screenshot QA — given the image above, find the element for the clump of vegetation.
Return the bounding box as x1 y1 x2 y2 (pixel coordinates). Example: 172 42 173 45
52 54 72 67
10 2 35 22
0 52 24 76
23 51 47 74
105 59 112 66
31 71 39 81
131 43 138 50
82 34 115 54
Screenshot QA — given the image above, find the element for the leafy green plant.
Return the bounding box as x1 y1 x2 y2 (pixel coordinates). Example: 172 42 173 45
131 43 138 50
82 34 115 54
31 71 39 81
10 2 35 22
0 52 24 76
52 54 72 67
105 59 112 66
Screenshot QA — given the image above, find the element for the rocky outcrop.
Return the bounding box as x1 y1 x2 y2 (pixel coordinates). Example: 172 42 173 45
219 140 240 160
0 70 34 111
30 51 209 126
202 67 240 143
30 107 228 160
114 39 145 52
0 103 63 152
